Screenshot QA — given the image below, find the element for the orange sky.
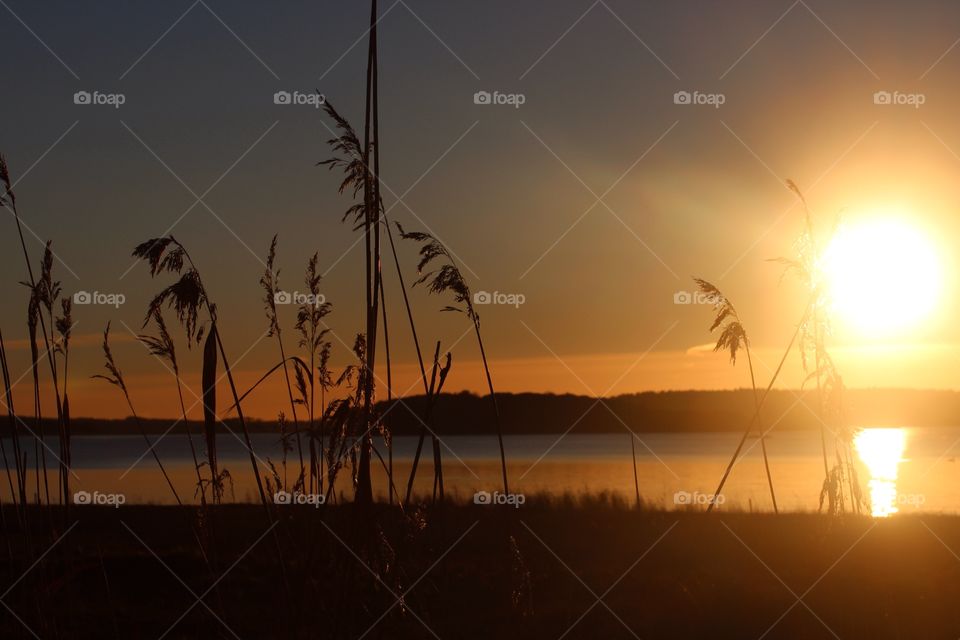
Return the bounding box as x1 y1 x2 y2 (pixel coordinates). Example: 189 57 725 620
8 335 960 420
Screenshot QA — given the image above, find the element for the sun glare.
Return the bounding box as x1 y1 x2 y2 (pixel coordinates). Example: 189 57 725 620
854 428 907 517
821 215 941 337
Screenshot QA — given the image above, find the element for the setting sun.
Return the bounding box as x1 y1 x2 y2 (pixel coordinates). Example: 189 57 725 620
821 215 942 337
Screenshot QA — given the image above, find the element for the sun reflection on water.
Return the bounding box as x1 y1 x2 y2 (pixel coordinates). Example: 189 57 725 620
854 428 906 517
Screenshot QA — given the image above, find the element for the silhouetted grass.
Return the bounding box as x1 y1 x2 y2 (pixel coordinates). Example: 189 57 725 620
132 236 269 508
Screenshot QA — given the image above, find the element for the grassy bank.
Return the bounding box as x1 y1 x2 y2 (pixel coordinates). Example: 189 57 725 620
2 501 959 638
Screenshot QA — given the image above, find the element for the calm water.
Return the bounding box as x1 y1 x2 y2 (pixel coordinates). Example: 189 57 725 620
4 427 959 514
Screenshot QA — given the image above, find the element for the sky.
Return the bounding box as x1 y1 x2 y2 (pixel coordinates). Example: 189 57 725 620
3 0 960 418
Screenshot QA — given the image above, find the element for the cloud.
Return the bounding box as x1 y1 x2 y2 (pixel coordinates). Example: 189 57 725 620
685 343 717 356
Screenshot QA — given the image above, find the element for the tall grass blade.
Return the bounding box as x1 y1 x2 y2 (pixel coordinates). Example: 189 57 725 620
202 325 220 503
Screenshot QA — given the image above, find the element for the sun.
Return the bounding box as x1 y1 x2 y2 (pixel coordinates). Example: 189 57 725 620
820 215 942 337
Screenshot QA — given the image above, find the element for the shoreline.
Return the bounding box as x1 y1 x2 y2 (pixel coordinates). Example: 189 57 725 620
7 386 960 435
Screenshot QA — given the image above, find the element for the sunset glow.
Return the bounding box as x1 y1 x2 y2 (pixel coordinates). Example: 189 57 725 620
7 1 960 636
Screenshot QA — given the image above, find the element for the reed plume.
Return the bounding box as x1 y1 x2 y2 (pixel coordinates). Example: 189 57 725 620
694 278 778 513
132 235 268 506
294 253 332 493
319 98 380 505
397 223 510 496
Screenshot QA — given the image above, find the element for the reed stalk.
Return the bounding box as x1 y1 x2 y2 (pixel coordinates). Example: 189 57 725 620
1 156 68 510
0 329 23 514
705 297 813 513
27 299 43 506
293 254 332 497
379 276 395 504
132 236 268 506
52 298 72 508
260 236 306 488
139 309 208 505
94 323 182 505
694 279 778 512
397 225 510 495
778 180 861 513
381 217 433 495
353 0 383 506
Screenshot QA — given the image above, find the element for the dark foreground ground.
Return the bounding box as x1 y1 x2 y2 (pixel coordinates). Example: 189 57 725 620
2 499 959 639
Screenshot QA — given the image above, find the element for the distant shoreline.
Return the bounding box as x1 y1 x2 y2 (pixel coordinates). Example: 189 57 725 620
6 388 959 435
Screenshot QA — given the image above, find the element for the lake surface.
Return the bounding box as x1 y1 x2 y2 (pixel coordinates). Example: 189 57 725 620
4 427 959 514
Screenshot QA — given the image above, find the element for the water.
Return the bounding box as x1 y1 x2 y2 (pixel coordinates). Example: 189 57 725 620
4 427 959 513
